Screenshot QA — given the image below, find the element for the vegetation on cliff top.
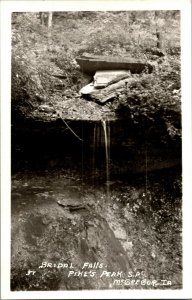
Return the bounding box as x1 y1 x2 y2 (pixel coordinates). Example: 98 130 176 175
12 11 181 139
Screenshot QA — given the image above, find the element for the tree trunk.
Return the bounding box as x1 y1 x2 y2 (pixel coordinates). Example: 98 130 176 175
39 12 46 25
48 12 53 28
47 12 53 51
126 11 130 31
156 31 163 50
155 11 164 51
39 12 52 27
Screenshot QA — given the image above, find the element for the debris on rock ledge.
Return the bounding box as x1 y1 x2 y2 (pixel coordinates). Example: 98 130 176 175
77 55 153 104
80 75 137 104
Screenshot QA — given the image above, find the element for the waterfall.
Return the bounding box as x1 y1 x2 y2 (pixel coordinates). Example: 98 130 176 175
102 120 110 200
92 123 97 184
92 120 111 200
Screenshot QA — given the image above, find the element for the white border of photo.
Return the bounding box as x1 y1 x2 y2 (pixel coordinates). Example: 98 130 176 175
1 0 191 299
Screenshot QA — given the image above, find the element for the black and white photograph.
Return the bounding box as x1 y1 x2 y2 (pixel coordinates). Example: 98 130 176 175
1 0 192 299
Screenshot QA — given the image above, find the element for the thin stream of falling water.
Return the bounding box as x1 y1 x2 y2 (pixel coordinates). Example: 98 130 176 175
108 121 110 185
145 143 148 195
102 120 110 200
92 123 96 185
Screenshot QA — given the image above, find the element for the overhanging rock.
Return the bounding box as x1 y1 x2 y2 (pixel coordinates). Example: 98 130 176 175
76 54 153 75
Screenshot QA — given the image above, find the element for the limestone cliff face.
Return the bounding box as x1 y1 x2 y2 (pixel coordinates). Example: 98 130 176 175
11 11 181 174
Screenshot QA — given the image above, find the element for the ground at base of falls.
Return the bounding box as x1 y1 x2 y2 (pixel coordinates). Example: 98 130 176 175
11 168 182 291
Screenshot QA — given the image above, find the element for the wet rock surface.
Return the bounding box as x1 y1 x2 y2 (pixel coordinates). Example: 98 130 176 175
11 168 182 290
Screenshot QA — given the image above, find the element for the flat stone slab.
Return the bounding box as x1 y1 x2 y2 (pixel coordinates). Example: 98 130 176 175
93 70 131 88
76 55 153 75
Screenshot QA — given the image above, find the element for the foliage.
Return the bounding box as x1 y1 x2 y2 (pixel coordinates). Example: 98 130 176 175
115 59 181 140
11 11 181 139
